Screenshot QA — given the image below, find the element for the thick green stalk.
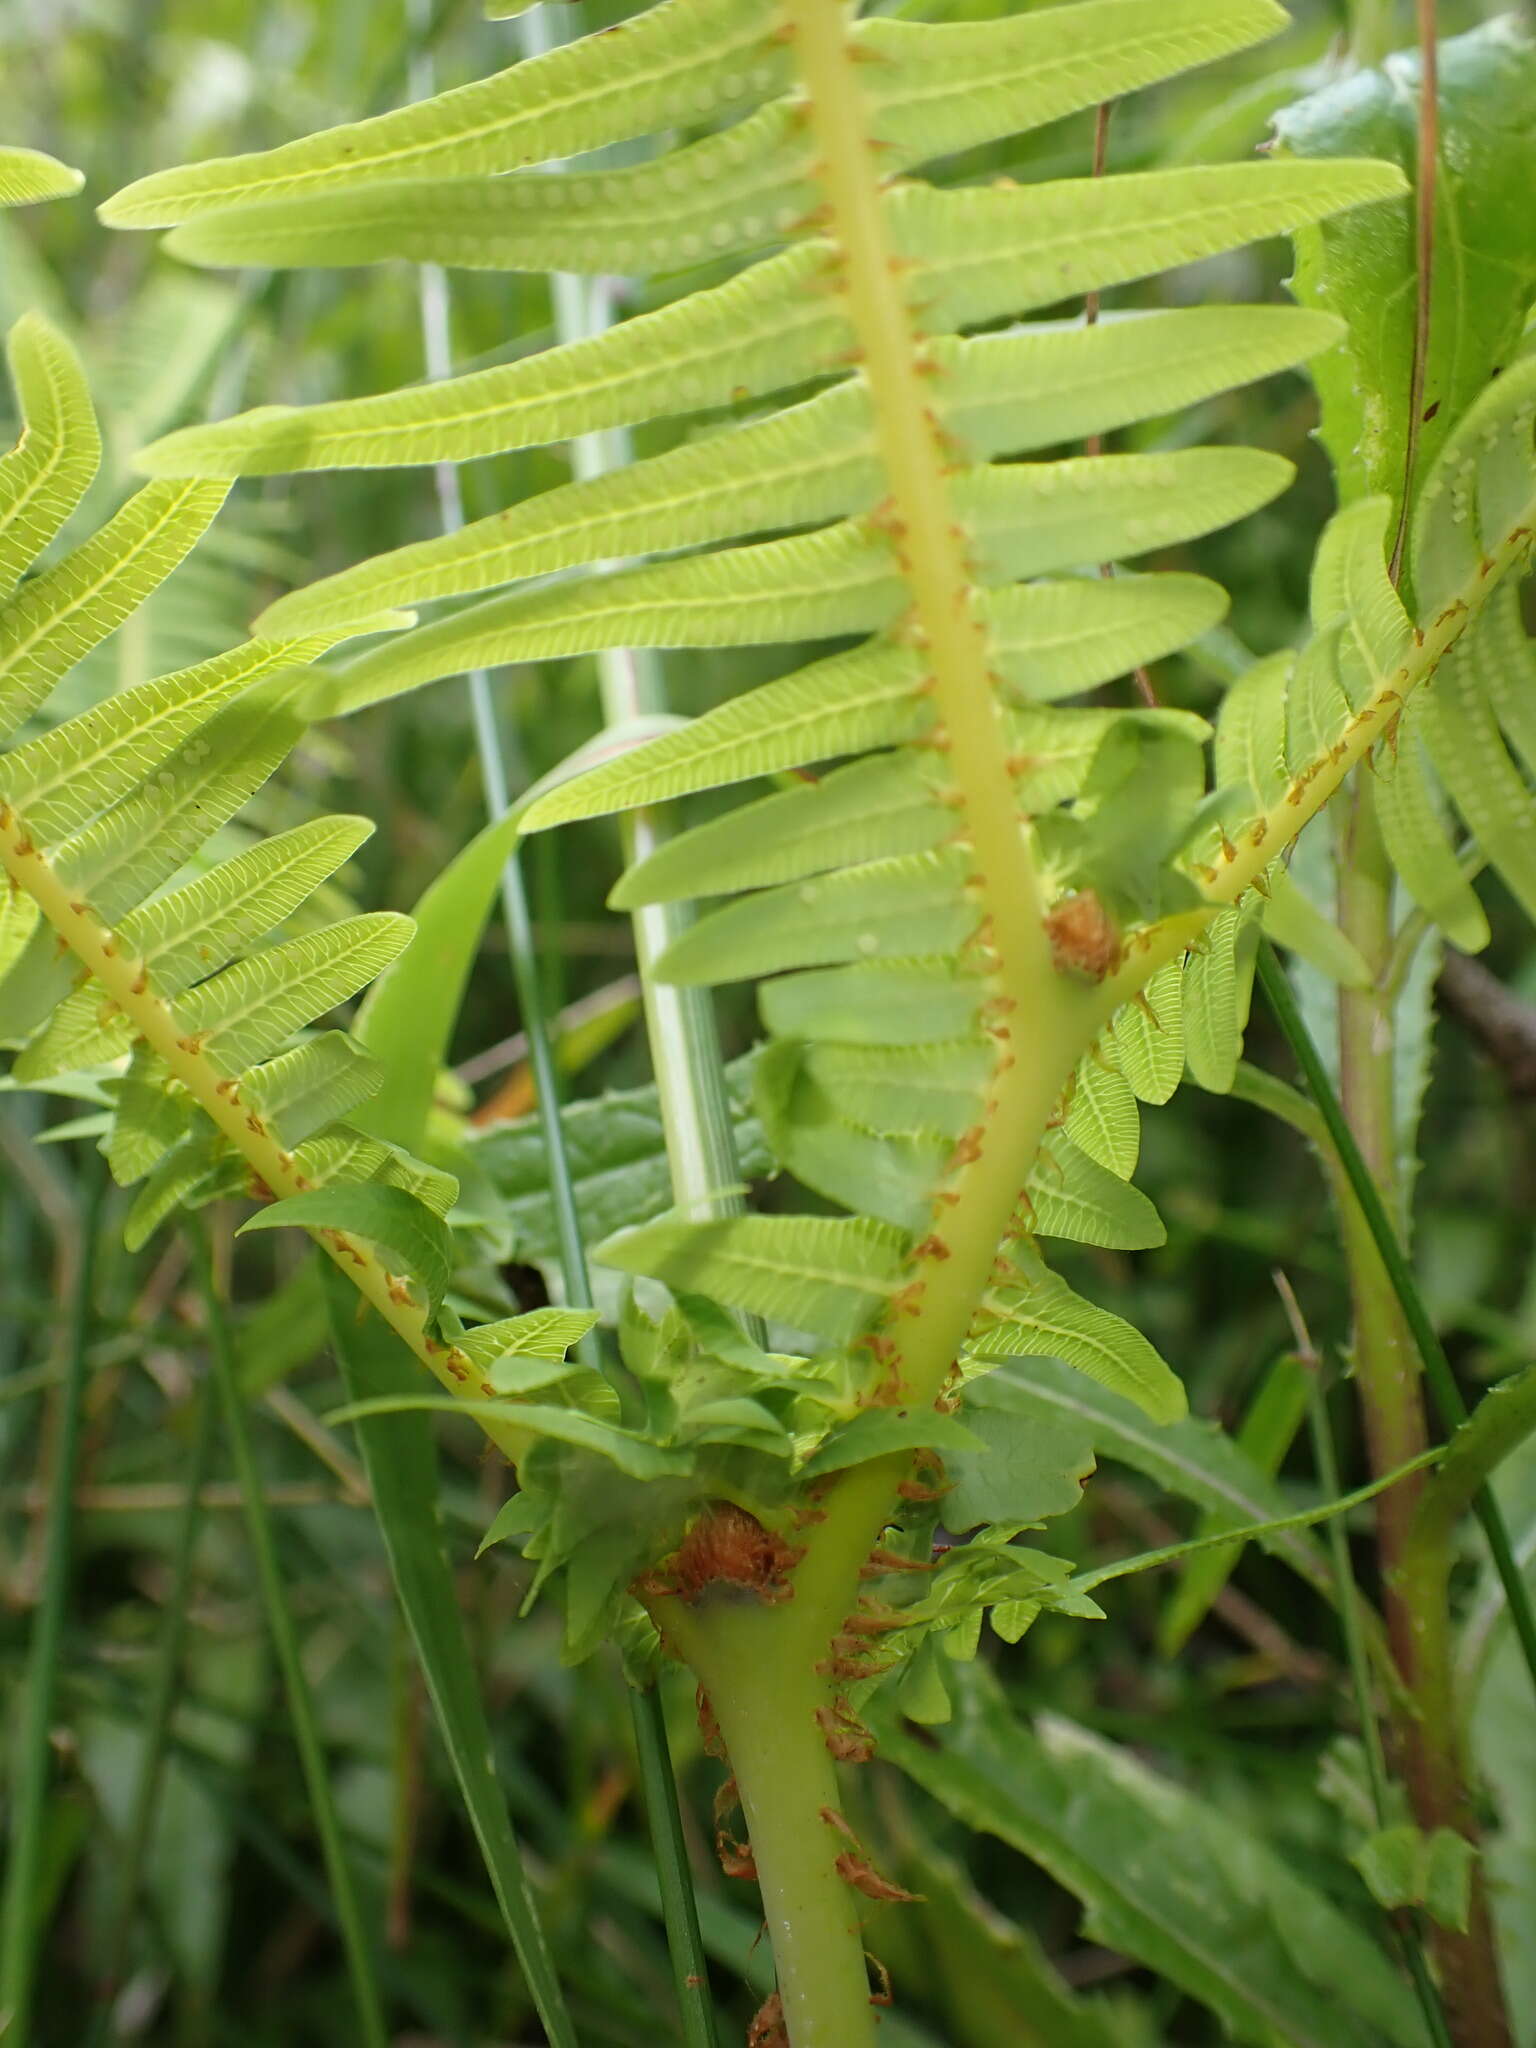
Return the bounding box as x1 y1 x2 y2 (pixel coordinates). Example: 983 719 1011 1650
667 1598 880 2048
0 1167 101 2044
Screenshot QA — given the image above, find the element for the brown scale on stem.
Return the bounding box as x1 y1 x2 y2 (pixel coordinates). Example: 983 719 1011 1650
747 1992 788 2048
638 1503 803 1606
815 1700 876 1764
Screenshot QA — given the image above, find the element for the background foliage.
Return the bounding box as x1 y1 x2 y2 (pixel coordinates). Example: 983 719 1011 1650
1 2 1534 2044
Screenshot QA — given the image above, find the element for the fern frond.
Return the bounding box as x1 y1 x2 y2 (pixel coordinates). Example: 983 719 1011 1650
0 320 587 1443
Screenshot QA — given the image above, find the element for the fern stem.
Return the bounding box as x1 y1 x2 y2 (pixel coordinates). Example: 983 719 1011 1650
189 1219 390 2048
667 1599 880 2048
0 1164 101 2045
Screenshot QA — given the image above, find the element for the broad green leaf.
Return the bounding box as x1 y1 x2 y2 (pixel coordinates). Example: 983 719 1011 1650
242 1034 386 1142
327 518 906 704
596 1211 909 1342
877 1681 1429 2048
760 958 983 1049
103 0 788 224
352 801 523 1155
1062 1054 1141 1180
1352 1826 1475 1935
0 148 83 208
0 314 100 599
0 477 228 739
798 1038 993 1141
454 1309 601 1391
969 1358 1335 1599
0 635 343 839
613 750 950 909
135 243 848 478
658 847 976 986
945 1375 1099 1530
320 1270 577 2048
940 304 1340 467
471 1055 769 1261
171 912 413 1075
517 641 931 827
967 1263 1185 1425
167 101 815 278
752 1038 946 1233
1026 1138 1165 1252
862 0 1288 164
893 159 1406 336
956 449 1292 587
243 1183 452 1318
798 1408 982 1480
1110 959 1185 1105
991 574 1229 704
1276 19 1536 540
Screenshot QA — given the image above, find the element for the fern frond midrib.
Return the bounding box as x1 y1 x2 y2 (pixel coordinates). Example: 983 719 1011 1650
1097 494 1536 1023
782 0 1081 1423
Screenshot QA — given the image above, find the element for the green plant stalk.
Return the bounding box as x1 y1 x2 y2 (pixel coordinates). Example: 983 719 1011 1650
1256 939 1536 1689
94 1377 221 2035
0 1166 101 2044
1307 1371 1456 2048
189 1221 389 2048
1334 787 1433 1667
1258 936 1516 2046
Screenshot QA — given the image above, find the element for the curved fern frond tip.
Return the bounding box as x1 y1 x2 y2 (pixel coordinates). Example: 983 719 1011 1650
0 316 583 1447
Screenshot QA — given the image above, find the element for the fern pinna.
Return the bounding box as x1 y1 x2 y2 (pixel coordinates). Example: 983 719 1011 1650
78 1 1536 2041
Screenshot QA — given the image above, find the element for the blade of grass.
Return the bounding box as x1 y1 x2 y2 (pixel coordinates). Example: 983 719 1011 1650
1255 938 1536 1706
405 7 714 2035
91 1376 221 2041
187 1219 389 2048
320 1262 578 2048
0 1164 102 2044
